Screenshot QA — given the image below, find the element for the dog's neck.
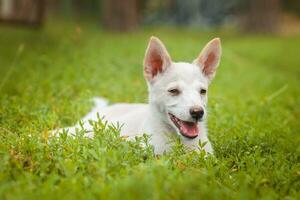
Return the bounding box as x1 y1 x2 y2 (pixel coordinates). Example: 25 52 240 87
143 103 175 153
147 103 174 134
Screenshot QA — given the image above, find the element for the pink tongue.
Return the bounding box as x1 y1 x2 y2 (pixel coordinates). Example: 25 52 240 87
179 121 199 137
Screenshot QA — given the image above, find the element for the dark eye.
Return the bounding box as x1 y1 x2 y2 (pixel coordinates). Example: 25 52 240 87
168 88 180 96
200 89 207 95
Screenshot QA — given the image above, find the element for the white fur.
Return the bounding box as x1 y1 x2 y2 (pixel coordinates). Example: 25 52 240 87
54 37 222 155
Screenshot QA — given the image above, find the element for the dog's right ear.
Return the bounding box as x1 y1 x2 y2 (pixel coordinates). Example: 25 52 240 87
193 38 222 82
144 36 172 83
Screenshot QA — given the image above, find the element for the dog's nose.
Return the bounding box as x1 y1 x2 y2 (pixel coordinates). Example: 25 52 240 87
189 107 204 120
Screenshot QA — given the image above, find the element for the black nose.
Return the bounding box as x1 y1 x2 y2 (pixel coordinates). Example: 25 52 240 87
189 107 204 120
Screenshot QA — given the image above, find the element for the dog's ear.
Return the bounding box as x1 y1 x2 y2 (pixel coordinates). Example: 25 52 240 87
193 38 222 82
144 36 172 82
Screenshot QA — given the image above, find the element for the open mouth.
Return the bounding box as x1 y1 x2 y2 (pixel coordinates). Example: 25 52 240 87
169 113 199 139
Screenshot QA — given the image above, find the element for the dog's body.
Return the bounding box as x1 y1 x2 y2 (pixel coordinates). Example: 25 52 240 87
55 37 222 155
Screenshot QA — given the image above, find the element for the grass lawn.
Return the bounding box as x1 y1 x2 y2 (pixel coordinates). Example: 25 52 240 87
0 20 299 199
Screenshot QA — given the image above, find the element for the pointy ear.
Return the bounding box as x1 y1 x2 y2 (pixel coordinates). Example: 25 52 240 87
144 36 172 83
193 38 222 82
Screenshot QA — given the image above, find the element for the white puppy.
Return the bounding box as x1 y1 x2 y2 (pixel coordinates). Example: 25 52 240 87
55 37 222 155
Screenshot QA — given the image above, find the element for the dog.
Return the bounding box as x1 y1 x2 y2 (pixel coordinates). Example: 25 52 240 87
54 36 222 155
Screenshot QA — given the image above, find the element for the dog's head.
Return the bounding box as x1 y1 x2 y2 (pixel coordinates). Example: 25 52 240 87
144 36 221 139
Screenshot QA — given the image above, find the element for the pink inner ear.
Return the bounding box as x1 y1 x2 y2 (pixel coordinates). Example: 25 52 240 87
203 52 215 76
150 53 163 78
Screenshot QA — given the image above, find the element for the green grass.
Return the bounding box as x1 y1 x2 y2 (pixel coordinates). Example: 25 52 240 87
0 20 299 200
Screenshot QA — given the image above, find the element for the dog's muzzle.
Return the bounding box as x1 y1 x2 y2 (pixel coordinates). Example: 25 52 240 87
168 113 199 139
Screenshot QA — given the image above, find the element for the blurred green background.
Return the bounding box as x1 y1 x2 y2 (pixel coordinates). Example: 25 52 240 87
0 0 300 33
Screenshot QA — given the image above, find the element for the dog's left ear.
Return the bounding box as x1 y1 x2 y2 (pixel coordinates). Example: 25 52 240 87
193 38 222 82
144 36 172 83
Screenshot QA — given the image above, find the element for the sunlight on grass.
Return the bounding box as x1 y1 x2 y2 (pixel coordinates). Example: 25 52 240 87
0 20 299 199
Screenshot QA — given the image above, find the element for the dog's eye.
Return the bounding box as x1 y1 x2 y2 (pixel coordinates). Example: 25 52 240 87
168 88 180 96
200 89 207 95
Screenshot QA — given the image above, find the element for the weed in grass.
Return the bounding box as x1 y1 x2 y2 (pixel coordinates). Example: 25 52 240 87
0 20 299 199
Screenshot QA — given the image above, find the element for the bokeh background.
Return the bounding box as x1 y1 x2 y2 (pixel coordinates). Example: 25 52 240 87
0 0 300 33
